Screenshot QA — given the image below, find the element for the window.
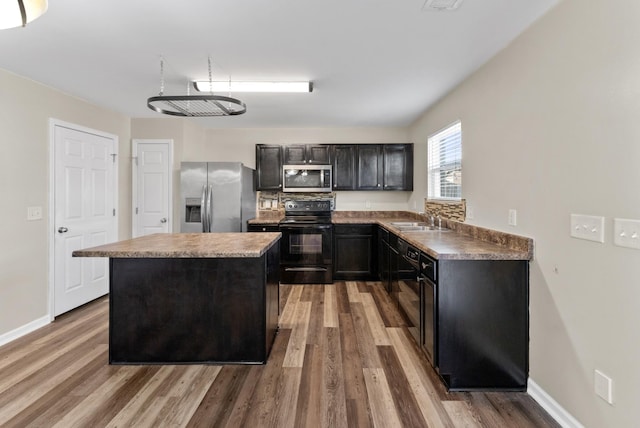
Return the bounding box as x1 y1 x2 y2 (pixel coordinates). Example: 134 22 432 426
427 121 462 200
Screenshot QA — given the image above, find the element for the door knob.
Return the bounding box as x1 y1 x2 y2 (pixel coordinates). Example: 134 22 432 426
58 227 68 233
160 218 167 223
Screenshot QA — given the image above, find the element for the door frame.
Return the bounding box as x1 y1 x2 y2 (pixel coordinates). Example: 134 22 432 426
48 118 119 321
131 139 174 237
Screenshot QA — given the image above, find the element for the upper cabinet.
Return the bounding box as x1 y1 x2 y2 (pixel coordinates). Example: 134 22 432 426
256 143 413 191
356 145 384 190
256 145 283 190
356 144 413 191
383 144 413 191
332 145 357 190
283 145 331 165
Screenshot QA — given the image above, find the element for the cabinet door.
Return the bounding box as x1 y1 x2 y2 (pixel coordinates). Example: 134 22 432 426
357 145 383 190
307 145 331 164
256 145 283 190
332 145 356 190
333 224 376 280
383 144 413 190
283 145 306 164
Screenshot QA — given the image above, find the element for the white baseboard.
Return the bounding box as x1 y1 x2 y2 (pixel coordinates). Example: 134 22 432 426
528 379 585 428
0 316 51 348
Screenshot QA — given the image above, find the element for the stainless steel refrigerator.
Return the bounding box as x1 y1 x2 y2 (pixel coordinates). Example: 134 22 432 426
180 162 256 232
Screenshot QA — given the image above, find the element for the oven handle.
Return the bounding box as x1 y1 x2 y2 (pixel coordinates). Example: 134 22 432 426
284 267 329 272
280 224 333 230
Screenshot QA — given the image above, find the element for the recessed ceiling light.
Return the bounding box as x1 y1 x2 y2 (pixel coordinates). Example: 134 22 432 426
423 0 464 11
193 81 313 93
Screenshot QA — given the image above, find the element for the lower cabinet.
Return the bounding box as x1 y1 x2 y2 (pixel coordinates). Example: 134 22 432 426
333 224 377 280
435 259 529 391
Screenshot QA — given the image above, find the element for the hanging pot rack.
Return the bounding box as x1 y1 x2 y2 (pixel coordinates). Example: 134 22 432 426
147 57 246 117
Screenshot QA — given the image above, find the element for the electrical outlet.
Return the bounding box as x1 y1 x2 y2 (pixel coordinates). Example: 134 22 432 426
365 200 371 209
466 205 474 220
508 209 517 226
570 214 605 243
613 218 640 250
27 206 43 221
594 369 614 405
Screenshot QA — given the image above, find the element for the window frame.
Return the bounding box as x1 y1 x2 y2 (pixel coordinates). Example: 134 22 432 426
427 120 462 201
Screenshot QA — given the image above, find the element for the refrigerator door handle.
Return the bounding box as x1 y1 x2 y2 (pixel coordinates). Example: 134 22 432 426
206 184 213 233
200 184 208 232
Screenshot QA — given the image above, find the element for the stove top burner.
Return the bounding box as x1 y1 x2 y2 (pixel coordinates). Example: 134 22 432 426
280 200 333 225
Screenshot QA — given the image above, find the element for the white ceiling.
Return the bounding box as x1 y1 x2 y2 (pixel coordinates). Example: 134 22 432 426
0 0 558 129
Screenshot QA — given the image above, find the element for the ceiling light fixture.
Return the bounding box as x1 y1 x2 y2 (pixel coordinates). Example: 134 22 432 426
147 57 246 117
0 0 48 29
193 81 313 93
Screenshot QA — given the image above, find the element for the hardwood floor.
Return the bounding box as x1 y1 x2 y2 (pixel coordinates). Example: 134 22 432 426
0 281 559 427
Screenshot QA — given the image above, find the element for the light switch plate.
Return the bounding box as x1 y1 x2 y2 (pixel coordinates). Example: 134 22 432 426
594 369 614 404
27 206 43 221
508 209 517 226
570 214 605 243
613 218 640 250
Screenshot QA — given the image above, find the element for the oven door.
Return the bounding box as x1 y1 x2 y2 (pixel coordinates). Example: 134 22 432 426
280 223 333 265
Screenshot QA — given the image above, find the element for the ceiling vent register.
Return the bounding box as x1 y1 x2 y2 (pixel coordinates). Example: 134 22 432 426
423 0 464 11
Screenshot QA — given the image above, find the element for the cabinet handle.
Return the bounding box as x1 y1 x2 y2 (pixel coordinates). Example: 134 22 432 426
377 184 381 187
278 184 282 188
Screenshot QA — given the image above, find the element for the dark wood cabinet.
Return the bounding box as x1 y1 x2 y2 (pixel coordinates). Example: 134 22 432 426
333 224 377 280
356 144 413 191
435 259 529 391
283 145 331 165
256 145 283 190
383 144 413 190
332 145 357 190
256 143 412 191
356 145 383 190
108 243 280 364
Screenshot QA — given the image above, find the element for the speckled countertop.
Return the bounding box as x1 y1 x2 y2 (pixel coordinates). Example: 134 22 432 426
250 211 533 261
72 232 281 258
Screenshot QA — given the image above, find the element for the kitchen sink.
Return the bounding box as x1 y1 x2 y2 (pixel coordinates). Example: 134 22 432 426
389 222 451 232
398 226 451 232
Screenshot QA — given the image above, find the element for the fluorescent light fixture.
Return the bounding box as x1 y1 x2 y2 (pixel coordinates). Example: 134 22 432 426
193 81 313 93
0 0 48 29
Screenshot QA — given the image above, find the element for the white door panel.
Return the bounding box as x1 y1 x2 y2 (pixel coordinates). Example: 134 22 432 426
133 140 172 237
54 124 117 316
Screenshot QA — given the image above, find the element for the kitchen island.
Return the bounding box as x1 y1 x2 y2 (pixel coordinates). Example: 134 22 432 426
73 233 280 365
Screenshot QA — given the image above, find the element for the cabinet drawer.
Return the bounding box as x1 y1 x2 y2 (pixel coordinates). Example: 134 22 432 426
334 224 375 235
248 224 280 232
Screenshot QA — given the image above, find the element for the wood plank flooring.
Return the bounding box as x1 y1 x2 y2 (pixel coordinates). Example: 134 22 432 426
0 281 559 427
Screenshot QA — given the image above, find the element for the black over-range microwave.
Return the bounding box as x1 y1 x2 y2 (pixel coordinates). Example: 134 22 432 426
282 165 332 192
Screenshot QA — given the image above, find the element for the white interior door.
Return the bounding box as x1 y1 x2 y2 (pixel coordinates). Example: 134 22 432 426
132 140 173 237
53 123 117 316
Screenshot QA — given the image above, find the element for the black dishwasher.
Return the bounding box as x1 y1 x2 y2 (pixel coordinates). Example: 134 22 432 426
420 251 437 368
397 239 421 346
397 239 438 368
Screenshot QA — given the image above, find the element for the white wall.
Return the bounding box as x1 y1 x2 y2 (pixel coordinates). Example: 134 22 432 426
410 0 640 426
0 68 131 337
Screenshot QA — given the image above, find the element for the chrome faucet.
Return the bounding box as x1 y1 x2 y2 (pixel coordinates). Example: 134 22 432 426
437 215 442 229
429 215 435 228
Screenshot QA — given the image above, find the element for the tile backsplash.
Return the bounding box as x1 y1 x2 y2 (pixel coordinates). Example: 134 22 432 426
258 191 336 211
424 199 466 222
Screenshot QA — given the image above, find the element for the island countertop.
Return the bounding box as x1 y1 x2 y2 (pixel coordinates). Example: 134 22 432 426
73 232 281 258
